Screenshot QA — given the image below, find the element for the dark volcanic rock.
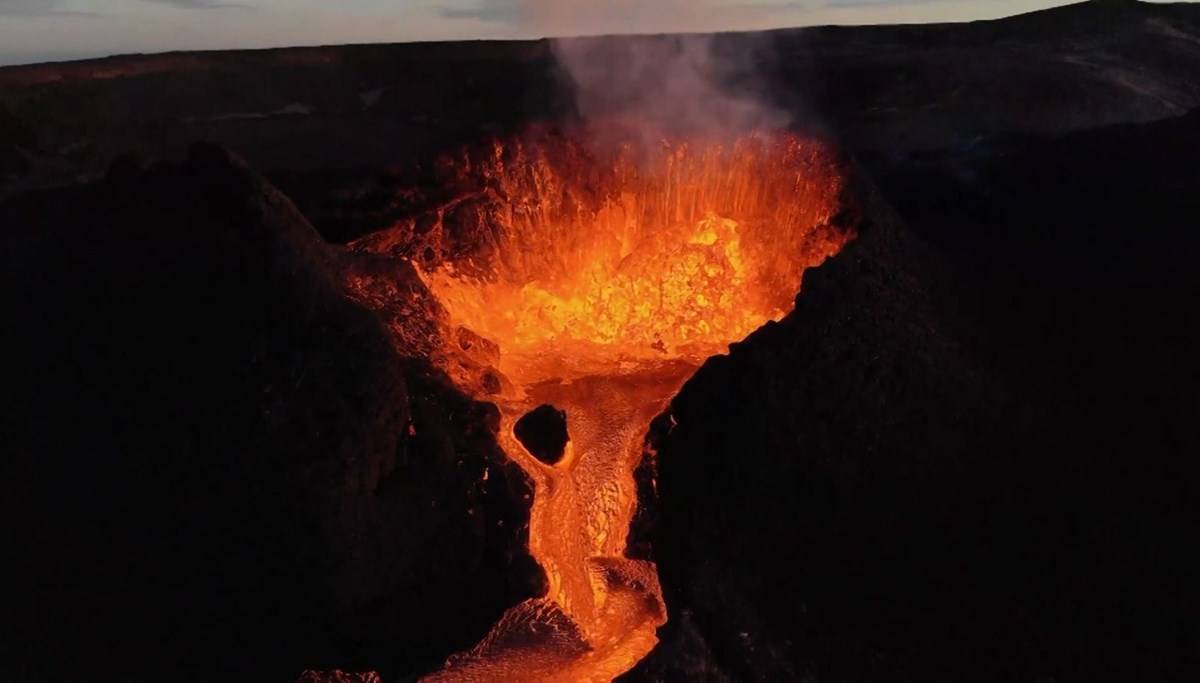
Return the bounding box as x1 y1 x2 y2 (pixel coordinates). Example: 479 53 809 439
630 111 1200 682
5 1 1200 205
0 105 33 179
630 182 992 682
790 0 1200 153
514 404 570 466
0 144 536 681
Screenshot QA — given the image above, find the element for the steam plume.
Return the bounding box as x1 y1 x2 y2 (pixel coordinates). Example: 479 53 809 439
517 1 788 140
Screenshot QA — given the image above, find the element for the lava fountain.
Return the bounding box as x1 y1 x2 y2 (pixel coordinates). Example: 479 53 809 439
367 124 851 681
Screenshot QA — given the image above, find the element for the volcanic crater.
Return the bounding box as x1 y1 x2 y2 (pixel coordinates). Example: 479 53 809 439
345 123 855 680
5 3 1200 682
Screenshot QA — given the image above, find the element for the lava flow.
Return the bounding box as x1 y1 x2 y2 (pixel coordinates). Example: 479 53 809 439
398 125 851 681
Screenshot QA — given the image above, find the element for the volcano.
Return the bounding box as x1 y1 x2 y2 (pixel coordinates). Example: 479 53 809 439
344 126 852 680
4 2 1200 682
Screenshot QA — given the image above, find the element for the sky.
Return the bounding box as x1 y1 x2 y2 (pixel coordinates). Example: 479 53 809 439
0 0 1180 66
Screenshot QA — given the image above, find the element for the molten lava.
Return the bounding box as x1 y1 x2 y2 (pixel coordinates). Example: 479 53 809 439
360 126 851 681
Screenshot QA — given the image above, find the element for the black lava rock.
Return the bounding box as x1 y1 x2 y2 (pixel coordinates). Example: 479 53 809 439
630 109 1200 683
0 144 537 682
514 404 570 466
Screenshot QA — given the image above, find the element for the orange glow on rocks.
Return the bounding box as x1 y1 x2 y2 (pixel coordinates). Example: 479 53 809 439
367 125 852 681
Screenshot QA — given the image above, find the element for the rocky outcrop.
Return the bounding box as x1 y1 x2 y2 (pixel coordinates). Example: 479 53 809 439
630 110 1200 682
0 144 537 681
514 404 570 466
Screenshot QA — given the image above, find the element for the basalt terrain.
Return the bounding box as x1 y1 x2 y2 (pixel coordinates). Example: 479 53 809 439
3 1 1200 681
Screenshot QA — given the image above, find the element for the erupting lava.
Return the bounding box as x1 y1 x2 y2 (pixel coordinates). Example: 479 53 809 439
363 125 851 681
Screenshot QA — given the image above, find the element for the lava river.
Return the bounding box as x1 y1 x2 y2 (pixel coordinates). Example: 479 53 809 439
375 126 852 681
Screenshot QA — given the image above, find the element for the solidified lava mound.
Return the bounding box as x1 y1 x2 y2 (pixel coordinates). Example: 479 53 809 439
1 144 540 682
515 405 571 466
626 108 1200 683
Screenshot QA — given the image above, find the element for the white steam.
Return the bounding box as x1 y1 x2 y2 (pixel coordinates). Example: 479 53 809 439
515 1 790 140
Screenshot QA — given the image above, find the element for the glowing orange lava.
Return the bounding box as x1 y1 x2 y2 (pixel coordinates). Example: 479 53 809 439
391 126 851 682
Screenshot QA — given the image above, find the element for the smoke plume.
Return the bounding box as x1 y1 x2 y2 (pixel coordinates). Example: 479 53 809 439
517 1 789 141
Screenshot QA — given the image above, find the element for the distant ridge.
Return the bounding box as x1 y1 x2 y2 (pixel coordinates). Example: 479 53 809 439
4 0 1199 87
